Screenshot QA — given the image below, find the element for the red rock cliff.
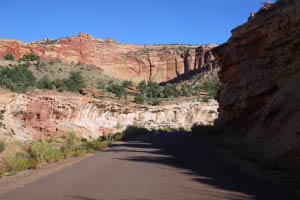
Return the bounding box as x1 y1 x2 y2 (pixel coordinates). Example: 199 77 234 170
213 0 300 166
0 32 217 83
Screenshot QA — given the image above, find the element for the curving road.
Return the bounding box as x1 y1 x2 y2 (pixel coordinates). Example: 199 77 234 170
0 133 297 200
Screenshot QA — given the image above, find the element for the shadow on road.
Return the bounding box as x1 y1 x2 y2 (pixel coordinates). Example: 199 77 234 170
108 132 297 200
71 196 101 200
71 195 153 200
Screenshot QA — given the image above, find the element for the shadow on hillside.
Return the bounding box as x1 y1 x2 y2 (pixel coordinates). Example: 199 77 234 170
107 128 297 200
160 65 211 85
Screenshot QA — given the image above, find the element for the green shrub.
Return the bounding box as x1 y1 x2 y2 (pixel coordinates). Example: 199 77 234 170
104 133 114 144
85 137 110 152
61 133 86 157
200 81 220 97
52 72 86 93
19 54 40 62
151 98 161 106
181 83 194 97
137 80 164 99
29 140 49 164
25 158 39 169
2 151 38 173
0 134 118 176
64 72 86 92
96 141 109 150
146 81 161 98
54 79 67 92
1 152 33 172
45 148 63 163
29 140 62 165
113 132 124 141
37 76 55 90
0 140 5 152
0 168 6 178
35 61 46 70
97 80 106 90
107 83 127 99
137 81 193 99
162 84 180 98
134 95 146 104
0 65 36 93
48 60 55 65
72 149 86 157
199 97 209 103
3 54 15 61
15 156 34 171
115 122 123 130
2 152 17 172
85 137 104 152
122 80 133 88
0 113 3 128
137 80 147 94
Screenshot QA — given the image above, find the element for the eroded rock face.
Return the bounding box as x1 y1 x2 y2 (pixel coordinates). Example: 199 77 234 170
0 92 218 140
0 33 217 83
213 0 300 165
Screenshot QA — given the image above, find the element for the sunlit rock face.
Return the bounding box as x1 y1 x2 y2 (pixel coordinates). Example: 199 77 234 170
0 33 217 83
0 92 218 140
213 0 300 166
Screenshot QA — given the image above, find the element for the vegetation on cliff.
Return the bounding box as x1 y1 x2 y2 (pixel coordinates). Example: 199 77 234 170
0 64 36 93
107 83 128 100
0 60 87 93
62 71 86 92
0 53 219 106
37 75 55 90
199 81 220 97
3 54 15 61
0 140 5 153
0 112 4 129
18 54 40 62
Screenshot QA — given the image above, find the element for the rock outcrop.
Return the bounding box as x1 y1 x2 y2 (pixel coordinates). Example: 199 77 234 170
0 33 217 83
0 92 218 140
213 0 300 166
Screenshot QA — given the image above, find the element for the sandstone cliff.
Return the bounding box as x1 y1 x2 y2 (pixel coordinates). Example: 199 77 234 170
0 91 218 141
0 33 217 83
213 0 300 167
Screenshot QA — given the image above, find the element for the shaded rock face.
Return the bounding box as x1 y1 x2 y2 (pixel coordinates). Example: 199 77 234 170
213 0 300 165
0 93 218 140
0 33 217 83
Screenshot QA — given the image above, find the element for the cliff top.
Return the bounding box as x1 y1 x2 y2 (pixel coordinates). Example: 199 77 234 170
0 32 216 47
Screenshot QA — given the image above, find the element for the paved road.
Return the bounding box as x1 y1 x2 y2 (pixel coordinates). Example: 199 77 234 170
0 133 297 200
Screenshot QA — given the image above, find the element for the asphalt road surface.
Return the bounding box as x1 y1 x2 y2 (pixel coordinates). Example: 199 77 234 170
0 133 297 200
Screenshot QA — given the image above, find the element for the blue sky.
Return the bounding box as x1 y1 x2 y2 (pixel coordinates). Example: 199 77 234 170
0 0 273 44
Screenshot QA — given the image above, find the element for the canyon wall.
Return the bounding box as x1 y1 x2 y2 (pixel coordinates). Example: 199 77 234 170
0 92 218 141
213 0 300 165
0 33 217 83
